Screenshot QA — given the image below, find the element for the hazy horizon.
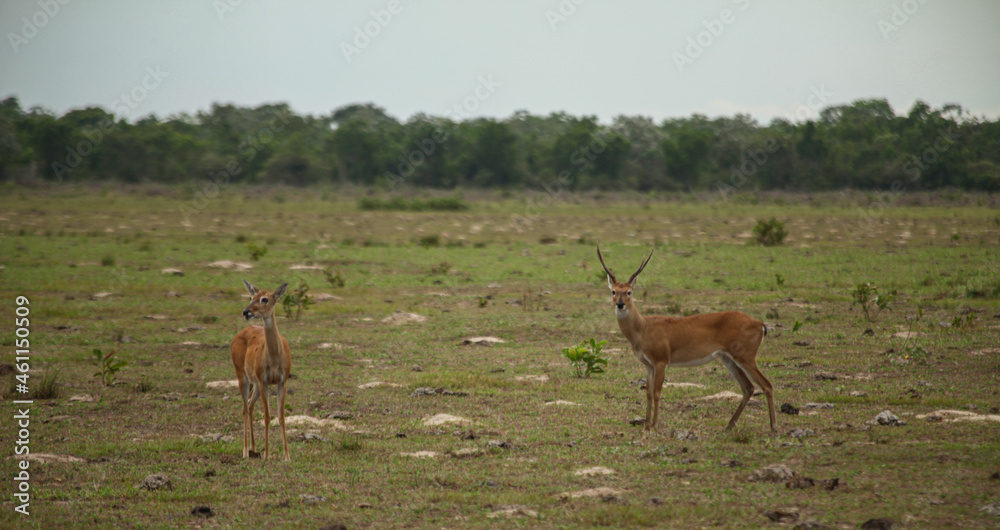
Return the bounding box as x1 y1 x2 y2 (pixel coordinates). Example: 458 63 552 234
2 1 998 125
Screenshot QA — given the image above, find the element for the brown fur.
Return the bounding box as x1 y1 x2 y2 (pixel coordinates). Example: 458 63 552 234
230 281 292 461
598 246 776 433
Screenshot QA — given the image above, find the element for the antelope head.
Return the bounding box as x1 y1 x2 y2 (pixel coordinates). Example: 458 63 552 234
241 280 288 321
597 245 653 319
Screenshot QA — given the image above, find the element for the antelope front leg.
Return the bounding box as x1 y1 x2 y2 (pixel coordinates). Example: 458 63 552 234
260 381 271 461
644 363 654 431
244 383 259 458
651 363 666 431
278 381 290 461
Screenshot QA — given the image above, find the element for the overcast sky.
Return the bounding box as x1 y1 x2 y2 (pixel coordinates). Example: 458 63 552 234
2 0 998 125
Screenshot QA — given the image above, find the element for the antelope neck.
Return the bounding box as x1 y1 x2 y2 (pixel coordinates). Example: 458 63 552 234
261 315 283 358
616 304 646 346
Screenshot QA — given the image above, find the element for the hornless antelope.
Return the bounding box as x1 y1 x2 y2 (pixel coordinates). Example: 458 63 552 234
230 280 292 461
597 246 776 433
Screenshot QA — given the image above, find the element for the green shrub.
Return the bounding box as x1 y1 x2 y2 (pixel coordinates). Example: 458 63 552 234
752 217 787 246
851 282 895 322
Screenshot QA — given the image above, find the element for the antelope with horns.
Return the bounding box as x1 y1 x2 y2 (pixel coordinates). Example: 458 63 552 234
597 246 776 433
230 280 292 461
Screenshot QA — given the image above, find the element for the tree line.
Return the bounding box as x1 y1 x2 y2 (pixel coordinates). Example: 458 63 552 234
1 96 997 192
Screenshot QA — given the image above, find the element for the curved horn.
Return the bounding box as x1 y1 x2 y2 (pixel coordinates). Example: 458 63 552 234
627 247 654 285
596 245 616 283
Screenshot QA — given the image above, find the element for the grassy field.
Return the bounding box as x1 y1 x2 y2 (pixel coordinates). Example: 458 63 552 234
1 184 999 528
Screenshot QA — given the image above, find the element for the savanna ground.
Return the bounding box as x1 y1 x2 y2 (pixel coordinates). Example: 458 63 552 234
1 184 999 528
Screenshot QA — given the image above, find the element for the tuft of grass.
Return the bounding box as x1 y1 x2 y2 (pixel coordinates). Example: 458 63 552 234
34 369 61 399
101 254 116 267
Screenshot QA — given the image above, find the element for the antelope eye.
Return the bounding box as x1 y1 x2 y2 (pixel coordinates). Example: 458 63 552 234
611 290 616 296
260 297 268 304
627 290 632 296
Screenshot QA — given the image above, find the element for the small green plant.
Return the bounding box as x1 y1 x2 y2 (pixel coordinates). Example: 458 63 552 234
792 320 803 332
851 282 895 322
752 217 787 246
323 268 345 288
282 281 313 321
92 348 126 386
775 273 786 287
246 242 268 261
562 338 609 378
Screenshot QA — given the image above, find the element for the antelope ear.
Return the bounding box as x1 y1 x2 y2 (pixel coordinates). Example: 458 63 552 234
243 280 259 296
607 275 615 291
272 283 289 301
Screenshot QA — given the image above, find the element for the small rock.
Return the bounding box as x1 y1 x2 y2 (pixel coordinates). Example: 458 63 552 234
574 466 615 477
69 394 96 403
161 268 184 276
672 429 699 441
980 503 1000 516
191 506 214 518
411 365 423 372
699 391 743 400
749 464 796 483
381 311 426 325
142 474 173 491
461 336 505 346
450 447 481 458
764 507 800 523
720 459 744 468
299 494 326 505
780 403 800 415
119 335 133 343
867 410 905 426
421 413 470 426
862 328 875 336
486 440 511 449
814 371 838 381
849 390 868 397
559 487 627 500
486 505 539 519
788 428 814 439
399 451 439 459
802 402 835 409
793 340 810 347
860 518 893 530
795 361 813 368
630 417 646 426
